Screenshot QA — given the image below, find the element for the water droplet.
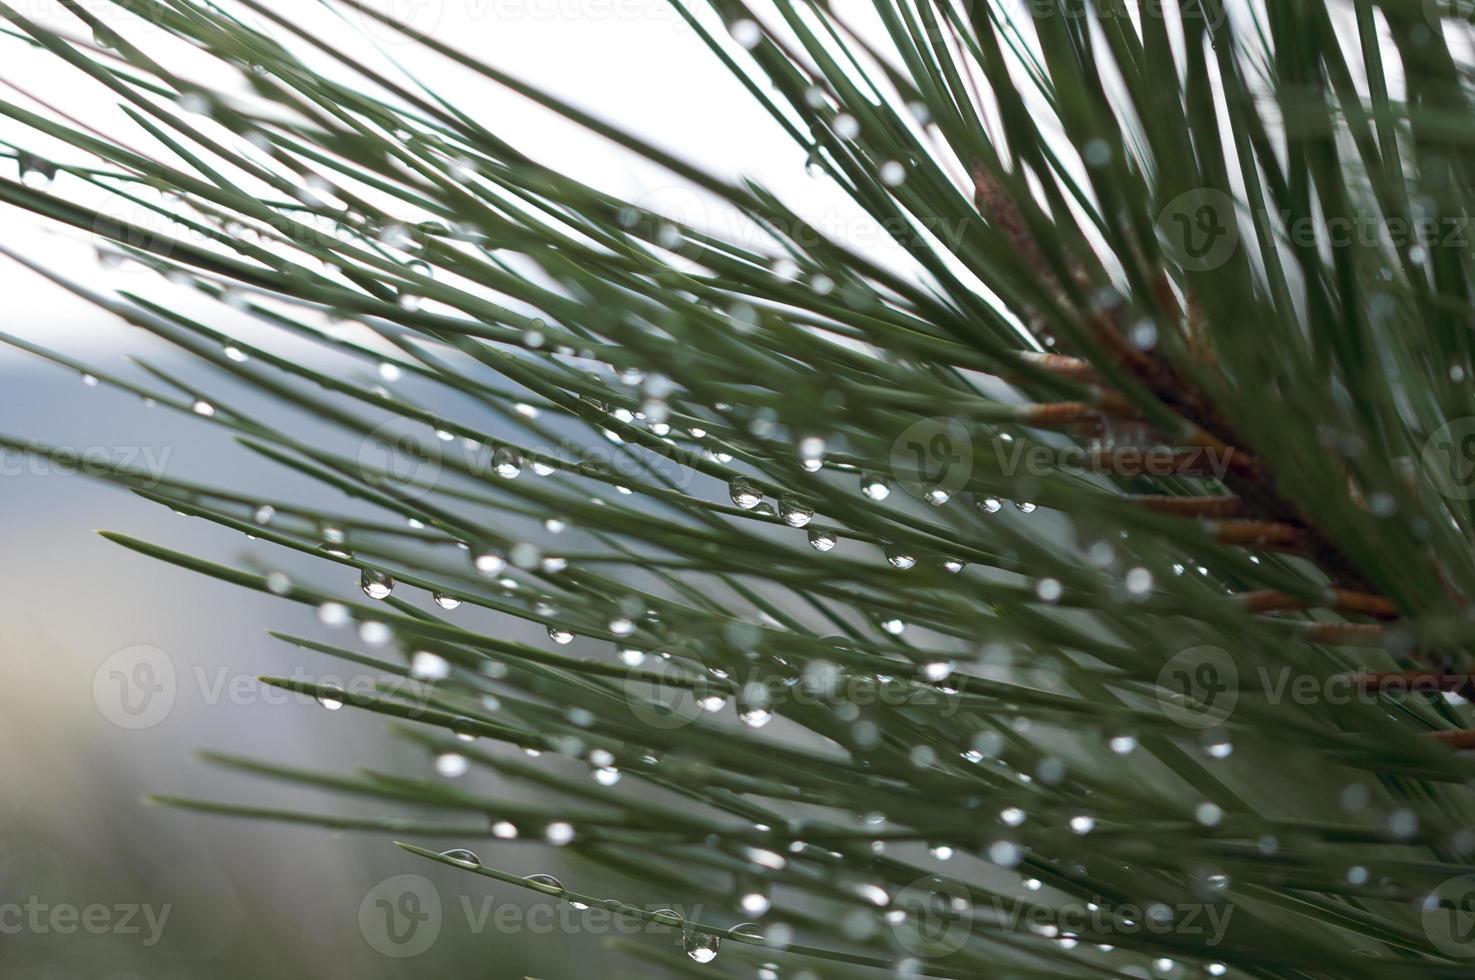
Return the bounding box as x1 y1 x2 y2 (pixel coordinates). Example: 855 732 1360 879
1016 501 1037 514
1109 734 1138 755
738 703 773 729
617 647 646 667
80 372 99 387
493 448 522 479
548 626 575 645
545 822 575 845
807 529 837 552
698 694 727 713
684 929 721 963
1070 815 1095 835
740 889 770 915
729 18 760 47
798 435 826 472
884 546 916 570
977 496 1003 514
1035 578 1063 603
317 602 349 627
834 113 860 139
410 651 451 680
266 572 291 595
359 621 392 646
473 551 506 576
729 478 763 510
191 399 216 417
779 496 813 528
860 474 890 500
608 617 635 637
940 557 965 574
435 753 469 777
881 618 905 636
880 161 906 186
360 568 394 600
440 848 479 866
1125 567 1153 596
924 488 950 506
433 592 462 610
920 660 953 682
492 820 518 839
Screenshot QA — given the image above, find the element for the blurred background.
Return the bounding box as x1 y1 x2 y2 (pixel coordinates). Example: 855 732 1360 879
0 2 913 976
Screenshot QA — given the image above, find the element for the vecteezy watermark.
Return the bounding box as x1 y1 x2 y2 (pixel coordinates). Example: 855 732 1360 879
622 659 965 731
891 417 973 501
1156 187 1475 273
1157 189 1239 273
93 645 176 730
345 0 692 45
1156 645 1238 729
892 875 973 956
358 873 704 958
360 875 442 958
992 895 1236 947
355 423 704 500
1424 874 1475 957
1010 0 1229 30
889 874 1236 955
93 647 437 730
1422 418 1475 501
886 421 1241 497
0 441 173 487
0 897 171 946
1154 656 1475 728
357 418 444 501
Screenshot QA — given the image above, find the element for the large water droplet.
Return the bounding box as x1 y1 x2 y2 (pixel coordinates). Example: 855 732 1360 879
779 495 813 528
860 475 890 500
440 848 479 866
360 568 394 600
798 436 826 472
493 448 522 479
548 626 575 645
884 546 916 570
807 529 837 552
683 929 721 963
729 478 763 510
433 592 462 610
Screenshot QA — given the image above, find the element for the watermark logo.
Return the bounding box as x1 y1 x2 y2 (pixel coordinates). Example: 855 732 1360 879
1157 188 1238 272
93 645 176 730
892 875 972 956
1424 874 1475 957
1422 418 1475 500
1156 645 1237 729
360 874 442 958
623 657 710 731
0 898 171 946
349 0 447 43
891 417 973 500
357 418 444 499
